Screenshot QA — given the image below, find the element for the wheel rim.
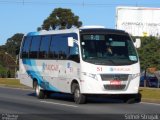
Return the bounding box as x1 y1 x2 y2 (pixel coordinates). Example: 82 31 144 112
74 88 80 100
36 85 40 96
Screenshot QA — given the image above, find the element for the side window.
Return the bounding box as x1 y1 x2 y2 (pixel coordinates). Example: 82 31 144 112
68 33 80 63
58 35 68 59
68 44 80 63
39 35 51 59
49 36 59 59
49 35 68 59
22 36 32 58
29 36 41 59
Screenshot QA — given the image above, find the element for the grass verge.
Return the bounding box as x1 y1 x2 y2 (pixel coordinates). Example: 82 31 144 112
139 87 160 103
0 78 30 89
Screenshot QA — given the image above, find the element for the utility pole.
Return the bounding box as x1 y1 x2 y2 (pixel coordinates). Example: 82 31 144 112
144 67 147 87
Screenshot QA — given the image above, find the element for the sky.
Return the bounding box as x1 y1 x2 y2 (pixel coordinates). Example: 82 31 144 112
0 0 160 45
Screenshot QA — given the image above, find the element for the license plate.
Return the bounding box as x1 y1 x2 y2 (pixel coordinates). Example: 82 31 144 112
110 80 121 85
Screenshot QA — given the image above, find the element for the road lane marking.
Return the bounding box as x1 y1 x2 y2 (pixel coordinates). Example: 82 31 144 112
141 102 160 106
40 101 78 108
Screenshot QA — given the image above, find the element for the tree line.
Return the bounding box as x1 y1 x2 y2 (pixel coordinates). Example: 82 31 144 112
138 37 160 70
0 8 159 77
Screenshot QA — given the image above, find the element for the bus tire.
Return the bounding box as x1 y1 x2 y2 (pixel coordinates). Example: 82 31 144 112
72 83 86 104
134 93 141 103
34 81 45 99
123 93 141 104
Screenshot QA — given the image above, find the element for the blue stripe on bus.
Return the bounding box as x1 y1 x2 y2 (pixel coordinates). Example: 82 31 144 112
22 59 59 92
27 32 39 36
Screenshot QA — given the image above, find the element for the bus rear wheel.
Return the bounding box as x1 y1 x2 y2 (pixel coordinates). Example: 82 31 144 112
34 81 45 99
72 83 86 104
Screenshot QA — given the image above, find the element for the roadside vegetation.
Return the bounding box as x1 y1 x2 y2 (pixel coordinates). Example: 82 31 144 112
139 87 160 103
0 78 29 89
137 36 160 70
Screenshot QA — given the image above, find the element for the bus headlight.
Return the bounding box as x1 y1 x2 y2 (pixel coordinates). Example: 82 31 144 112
82 72 98 80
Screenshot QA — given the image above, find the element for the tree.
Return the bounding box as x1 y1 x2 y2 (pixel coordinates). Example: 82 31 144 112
38 8 82 31
7 70 11 78
4 33 24 58
0 64 7 78
138 36 160 70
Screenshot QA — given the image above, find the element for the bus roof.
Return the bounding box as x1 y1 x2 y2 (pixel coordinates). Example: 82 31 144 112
26 26 128 36
80 28 128 35
26 28 79 36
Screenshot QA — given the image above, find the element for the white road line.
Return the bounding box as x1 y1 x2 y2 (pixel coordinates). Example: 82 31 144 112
141 102 160 106
40 101 78 108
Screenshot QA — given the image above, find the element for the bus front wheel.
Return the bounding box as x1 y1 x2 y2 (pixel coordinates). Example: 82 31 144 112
34 81 45 99
72 83 86 104
123 93 141 104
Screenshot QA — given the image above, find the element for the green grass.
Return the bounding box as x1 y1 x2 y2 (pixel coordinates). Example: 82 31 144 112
0 78 29 89
139 87 160 103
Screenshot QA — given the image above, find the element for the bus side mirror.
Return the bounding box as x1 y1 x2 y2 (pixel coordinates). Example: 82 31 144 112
68 37 74 47
134 38 141 48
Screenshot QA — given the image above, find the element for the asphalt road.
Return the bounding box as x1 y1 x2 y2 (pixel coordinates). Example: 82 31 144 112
0 86 159 120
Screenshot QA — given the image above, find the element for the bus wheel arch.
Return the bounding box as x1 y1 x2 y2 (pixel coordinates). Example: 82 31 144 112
71 80 79 94
71 80 86 104
33 78 38 89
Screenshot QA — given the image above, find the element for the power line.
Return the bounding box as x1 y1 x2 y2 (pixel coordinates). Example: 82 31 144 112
0 1 80 6
0 0 159 7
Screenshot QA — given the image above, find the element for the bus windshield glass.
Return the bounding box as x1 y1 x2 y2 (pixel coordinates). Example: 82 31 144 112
80 34 138 65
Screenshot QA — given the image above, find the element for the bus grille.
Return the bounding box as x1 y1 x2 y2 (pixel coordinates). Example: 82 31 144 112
100 74 129 81
104 85 126 90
